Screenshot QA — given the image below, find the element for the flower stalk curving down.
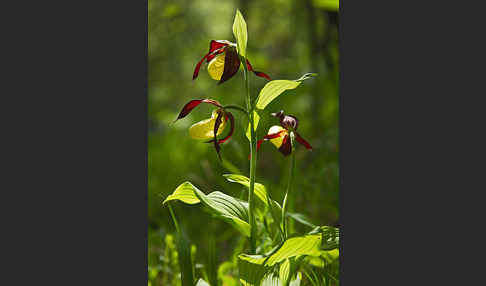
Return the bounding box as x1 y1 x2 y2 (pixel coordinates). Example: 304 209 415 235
242 52 258 253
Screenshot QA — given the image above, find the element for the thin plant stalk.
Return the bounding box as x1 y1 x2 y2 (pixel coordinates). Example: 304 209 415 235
223 104 248 116
266 191 285 240
242 55 257 254
282 132 296 239
168 203 180 234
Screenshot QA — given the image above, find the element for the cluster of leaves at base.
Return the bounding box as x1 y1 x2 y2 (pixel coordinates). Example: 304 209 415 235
163 175 339 286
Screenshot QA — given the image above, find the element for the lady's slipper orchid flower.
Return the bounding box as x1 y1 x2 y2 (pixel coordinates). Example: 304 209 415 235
193 40 271 84
256 110 312 156
174 99 235 159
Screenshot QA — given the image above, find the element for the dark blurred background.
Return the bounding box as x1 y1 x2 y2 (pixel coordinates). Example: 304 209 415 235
148 0 339 282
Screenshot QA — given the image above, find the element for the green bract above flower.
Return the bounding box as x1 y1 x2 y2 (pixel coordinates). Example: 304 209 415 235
174 99 235 159
257 111 312 156
193 40 271 85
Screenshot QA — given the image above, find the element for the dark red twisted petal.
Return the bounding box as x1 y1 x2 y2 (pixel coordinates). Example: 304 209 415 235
207 40 229 62
207 47 226 62
295 132 313 150
256 140 263 153
217 112 234 144
278 134 292 156
174 99 222 121
193 53 209 80
218 48 241 85
205 112 234 145
213 111 224 160
257 131 286 151
245 59 253 70
250 130 286 159
246 59 271 81
209 40 228 53
253 71 271 81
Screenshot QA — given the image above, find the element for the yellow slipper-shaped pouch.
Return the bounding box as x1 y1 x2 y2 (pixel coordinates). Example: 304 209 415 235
189 110 227 140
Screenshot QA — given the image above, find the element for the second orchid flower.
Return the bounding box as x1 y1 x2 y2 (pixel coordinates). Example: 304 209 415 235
174 99 235 160
257 111 312 156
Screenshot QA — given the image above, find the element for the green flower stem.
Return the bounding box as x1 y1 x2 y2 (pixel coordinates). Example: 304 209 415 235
282 132 296 239
242 55 257 254
223 104 249 117
168 203 180 234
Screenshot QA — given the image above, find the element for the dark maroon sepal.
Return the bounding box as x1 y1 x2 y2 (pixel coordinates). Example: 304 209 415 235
207 40 228 62
256 131 286 151
278 134 292 156
246 59 271 81
205 112 235 145
253 71 271 81
218 47 241 85
252 130 287 160
217 112 234 144
295 132 312 150
212 111 224 160
209 40 229 53
174 99 222 121
193 53 209 80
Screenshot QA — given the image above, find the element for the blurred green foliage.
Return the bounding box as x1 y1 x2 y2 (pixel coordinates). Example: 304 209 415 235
149 0 338 284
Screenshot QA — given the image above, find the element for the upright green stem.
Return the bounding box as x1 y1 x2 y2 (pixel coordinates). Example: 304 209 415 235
168 203 180 234
243 55 257 254
282 132 296 239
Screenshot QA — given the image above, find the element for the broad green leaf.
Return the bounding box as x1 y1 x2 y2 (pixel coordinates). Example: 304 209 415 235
238 254 269 286
321 248 339 264
279 257 305 286
254 272 302 286
164 182 250 237
224 174 283 235
223 174 267 206
286 212 317 228
255 80 300 110
163 181 201 205
238 234 325 285
279 259 291 286
232 9 247 57
307 249 339 268
203 192 249 221
246 110 260 142
265 234 322 266
260 274 280 286
309 226 339 250
220 215 251 237
289 273 302 286
321 226 339 250
196 278 210 286
255 73 317 110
